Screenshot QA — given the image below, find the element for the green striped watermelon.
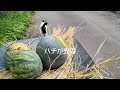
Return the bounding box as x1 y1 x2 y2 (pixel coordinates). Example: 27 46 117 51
4 42 29 68
36 35 68 70
8 50 43 79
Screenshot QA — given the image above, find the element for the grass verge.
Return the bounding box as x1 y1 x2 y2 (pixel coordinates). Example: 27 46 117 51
0 11 33 47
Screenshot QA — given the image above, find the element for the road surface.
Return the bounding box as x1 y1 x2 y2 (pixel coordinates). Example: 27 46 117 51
26 11 120 79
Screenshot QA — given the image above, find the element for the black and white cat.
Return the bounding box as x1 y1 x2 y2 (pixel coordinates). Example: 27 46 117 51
39 20 48 37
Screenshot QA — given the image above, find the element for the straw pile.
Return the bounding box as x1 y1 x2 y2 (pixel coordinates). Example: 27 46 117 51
0 26 120 79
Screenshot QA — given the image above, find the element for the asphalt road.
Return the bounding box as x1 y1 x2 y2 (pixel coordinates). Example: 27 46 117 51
26 11 120 79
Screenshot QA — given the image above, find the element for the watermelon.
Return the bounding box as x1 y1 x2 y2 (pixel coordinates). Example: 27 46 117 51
4 42 29 68
8 50 43 79
36 35 68 70
7 42 29 52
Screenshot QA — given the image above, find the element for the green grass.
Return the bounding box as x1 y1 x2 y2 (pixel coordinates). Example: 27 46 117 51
0 11 33 47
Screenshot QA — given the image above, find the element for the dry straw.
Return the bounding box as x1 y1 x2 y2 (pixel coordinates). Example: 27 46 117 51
0 26 120 79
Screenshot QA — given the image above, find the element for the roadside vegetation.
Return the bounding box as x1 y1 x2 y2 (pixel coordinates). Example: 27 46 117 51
0 11 33 47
